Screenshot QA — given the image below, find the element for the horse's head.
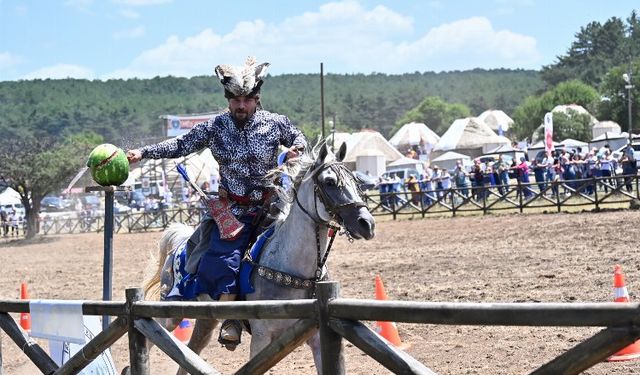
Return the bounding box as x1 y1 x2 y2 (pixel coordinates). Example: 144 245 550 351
301 141 376 240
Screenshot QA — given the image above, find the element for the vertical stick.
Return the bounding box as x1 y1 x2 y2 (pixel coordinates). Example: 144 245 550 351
317 281 344 375
0 328 3 375
320 62 325 140
126 288 149 375
103 188 114 331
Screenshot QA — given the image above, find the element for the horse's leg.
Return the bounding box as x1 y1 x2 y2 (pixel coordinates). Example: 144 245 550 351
248 320 272 358
306 331 323 375
175 318 218 375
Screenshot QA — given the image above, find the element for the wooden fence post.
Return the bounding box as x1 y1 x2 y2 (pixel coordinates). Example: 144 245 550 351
593 176 600 211
1 328 3 375
126 288 149 375
317 281 344 375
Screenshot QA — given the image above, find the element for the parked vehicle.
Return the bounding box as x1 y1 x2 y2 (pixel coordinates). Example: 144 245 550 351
40 196 71 212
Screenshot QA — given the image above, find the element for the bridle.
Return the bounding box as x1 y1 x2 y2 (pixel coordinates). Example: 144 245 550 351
252 160 367 291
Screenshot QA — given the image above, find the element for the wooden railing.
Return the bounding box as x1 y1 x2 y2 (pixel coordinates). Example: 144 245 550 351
1 282 640 374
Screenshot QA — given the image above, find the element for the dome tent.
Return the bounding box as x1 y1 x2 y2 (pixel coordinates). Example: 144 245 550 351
389 122 440 154
478 109 513 134
592 121 622 139
432 117 510 159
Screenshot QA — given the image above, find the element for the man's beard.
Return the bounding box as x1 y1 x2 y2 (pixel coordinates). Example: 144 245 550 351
231 109 252 126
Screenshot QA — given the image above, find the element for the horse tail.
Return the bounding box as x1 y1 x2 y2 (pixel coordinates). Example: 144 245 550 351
142 222 194 300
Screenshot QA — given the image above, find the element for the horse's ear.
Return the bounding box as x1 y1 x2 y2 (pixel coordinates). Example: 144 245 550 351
317 142 329 165
336 142 347 162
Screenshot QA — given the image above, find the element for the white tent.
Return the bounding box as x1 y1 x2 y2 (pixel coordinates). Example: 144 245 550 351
0 187 21 206
331 131 404 171
527 141 565 161
592 121 621 138
589 132 628 152
478 109 513 134
431 151 472 172
432 117 510 158
389 122 440 152
561 138 588 149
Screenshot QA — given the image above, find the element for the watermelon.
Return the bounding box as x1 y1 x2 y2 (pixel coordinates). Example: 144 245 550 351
87 144 130 186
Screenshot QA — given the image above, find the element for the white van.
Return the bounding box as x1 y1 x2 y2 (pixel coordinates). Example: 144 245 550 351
1 203 26 217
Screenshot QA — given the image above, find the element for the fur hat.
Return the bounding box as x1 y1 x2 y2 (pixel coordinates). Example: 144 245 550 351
214 56 270 99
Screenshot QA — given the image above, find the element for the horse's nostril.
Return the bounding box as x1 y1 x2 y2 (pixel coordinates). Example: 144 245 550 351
357 217 375 237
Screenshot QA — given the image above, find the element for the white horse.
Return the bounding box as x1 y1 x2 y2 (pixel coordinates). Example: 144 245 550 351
142 142 376 374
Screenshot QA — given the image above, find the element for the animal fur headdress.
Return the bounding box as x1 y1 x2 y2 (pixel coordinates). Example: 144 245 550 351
214 56 270 99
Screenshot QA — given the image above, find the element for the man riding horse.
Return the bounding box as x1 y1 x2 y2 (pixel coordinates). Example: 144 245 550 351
126 56 307 349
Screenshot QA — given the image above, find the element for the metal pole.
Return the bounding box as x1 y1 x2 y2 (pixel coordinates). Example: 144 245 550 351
320 62 325 140
103 188 114 331
627 70 633 139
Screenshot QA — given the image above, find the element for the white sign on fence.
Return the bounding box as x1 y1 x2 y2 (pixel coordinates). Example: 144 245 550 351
49 315 117 374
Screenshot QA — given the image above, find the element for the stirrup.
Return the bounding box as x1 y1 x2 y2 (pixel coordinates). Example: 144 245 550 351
218 319 242 351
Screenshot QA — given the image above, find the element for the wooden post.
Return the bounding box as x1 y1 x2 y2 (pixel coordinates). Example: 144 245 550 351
316 281 344 375
126 288 149 375
593 176 599 211
1 328 3 375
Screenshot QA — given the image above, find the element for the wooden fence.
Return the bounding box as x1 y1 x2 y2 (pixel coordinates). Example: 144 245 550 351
2 282 640 374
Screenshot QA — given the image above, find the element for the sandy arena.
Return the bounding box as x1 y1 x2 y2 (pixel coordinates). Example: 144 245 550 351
2 211 640 374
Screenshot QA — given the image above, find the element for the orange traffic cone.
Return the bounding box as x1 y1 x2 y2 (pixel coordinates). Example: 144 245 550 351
608 265 640 362
19 282 31 332
373 275 409 349
173 319 194 344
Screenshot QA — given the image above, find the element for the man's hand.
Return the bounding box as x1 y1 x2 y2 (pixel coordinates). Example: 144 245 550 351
126 149 143 163
286 145 304 160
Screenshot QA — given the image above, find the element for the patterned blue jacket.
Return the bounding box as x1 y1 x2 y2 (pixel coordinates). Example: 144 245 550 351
141 110 307 202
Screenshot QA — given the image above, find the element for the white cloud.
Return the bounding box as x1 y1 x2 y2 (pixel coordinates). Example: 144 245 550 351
22 64 96 80
103 0 542 79
119 9 140 19
0 51 22 69
113 26 145 39
113 0 171 6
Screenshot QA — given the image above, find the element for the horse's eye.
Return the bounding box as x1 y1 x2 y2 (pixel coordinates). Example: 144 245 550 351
325 177 337 187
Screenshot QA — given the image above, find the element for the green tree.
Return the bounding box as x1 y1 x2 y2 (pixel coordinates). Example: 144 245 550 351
394 96 471 136
0 132 102 238
597 60 640 133
542 13 637 87
512 80 598 141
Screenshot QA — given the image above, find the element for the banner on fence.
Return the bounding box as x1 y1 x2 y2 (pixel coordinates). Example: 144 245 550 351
49 315 117 374
544 112 554 153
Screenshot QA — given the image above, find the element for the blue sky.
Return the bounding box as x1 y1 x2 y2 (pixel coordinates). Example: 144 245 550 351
0 0 637 81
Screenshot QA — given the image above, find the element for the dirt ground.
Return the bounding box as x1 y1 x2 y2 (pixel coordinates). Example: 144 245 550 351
3 210 640 374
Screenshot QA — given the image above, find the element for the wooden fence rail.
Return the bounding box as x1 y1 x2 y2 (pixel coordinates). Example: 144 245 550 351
2 282 640 374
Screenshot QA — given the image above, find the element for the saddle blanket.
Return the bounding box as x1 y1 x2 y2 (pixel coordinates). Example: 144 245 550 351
165 226 275 301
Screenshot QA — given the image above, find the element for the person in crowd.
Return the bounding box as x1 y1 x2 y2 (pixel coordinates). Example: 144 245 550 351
583 151 597 195
432 165 442 198
420 165 435 205
472 159 485 201
439 166 452 202
620 141 637 193
495 154 510 195
532 159 545 193
406 173 421 205
125 56 306 350
512 156 533 199
598 151 614 193
453 160 469 198
0 208 7 237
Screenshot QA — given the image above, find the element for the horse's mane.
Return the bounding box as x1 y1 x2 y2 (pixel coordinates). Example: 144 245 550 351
263 142 327 225
142 222 194 300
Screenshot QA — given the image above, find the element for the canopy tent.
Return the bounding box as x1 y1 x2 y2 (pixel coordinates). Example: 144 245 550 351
486 144 518 154
477 109 513 134
561 138 588 149
527 140 564 161
589 132 628 152
592 121 622 139
388 122 440 154
432 117 510 158
387 156 422 169
431 151 472 172
330 130 404 172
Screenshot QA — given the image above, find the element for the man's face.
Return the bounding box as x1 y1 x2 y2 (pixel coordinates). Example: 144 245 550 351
229 96 258 124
